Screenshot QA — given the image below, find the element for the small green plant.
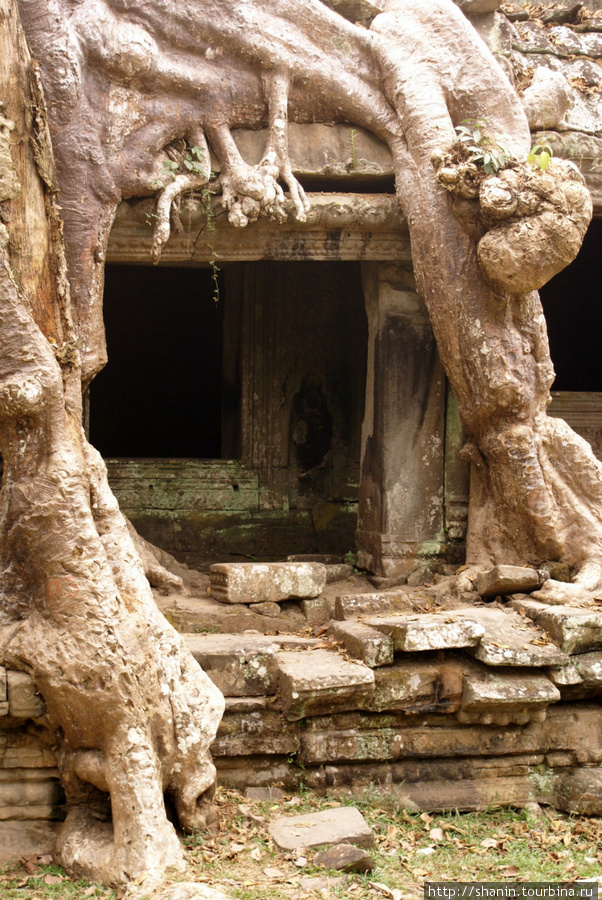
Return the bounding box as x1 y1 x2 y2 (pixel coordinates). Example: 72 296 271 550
528 140 554 171
455 118 509 174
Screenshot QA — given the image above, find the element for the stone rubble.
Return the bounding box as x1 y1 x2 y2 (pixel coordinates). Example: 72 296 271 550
312 842 374 873
475 565 542 599
363 612 485 651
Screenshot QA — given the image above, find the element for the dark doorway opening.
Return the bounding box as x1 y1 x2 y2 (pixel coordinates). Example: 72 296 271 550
90 264 223 458
540 219 602 391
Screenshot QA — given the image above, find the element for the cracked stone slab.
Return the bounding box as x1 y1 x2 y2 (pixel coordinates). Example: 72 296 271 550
453 607 569 667
185 634 316 697
457 660 560 725
363 613 485 652
276 649 374 720
548 662 583 686
509 599 602 655
269 806 373 851
334 590 412 621
328 620 394 668
475 565 542 599
371 659 463 714
210 562 326 604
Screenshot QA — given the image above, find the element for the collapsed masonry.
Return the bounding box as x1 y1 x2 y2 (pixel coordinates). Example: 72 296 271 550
4 559 602 853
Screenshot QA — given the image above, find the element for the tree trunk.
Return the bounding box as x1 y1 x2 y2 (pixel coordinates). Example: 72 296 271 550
0 0 224 886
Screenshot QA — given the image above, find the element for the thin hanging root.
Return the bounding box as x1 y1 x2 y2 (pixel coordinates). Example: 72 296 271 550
151 132 211 264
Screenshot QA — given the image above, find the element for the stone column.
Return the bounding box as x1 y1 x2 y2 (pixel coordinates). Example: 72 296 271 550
356 262 446 579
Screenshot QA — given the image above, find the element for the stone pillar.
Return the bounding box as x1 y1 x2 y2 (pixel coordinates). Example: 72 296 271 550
356 263 446 579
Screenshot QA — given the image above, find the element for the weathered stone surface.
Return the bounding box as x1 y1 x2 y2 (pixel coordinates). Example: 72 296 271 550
0 667 7 716
457 661 560 725
554 767 602 815
185 634 279 696
454 607 568 667
210 562 326 604
364 613 485 651
276 649 374 720
299 704 602 765
301 597 332 627
548 662 583 686
313 843 374 873
455 0 504 13
475 565 541 599
212 709 300 757
539 606 602 654
325 564 355 584
0 820 60 864
0 777 64 820
6 671 46 719
0 732 58 769
269 806 373 851
333 590 412 621
249 601 281 618
216 754 301 790
371 659 463 714
328 621 394 668
573 651 602 690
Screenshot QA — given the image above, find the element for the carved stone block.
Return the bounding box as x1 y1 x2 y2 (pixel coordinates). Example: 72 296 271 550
276 649 374 720
364 613 485 652
210 562 326 604
6 671 45 719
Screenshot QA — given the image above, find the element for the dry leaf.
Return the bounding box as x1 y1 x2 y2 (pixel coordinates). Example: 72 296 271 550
44 874 64 885
263 867 285 879
230 843 245 854
419 812 433 825
250 846 263 861
429 827 444 841
20 858 41 875
294 856 308 867
481 838 499 849
83 887 97 897
500 866 520 877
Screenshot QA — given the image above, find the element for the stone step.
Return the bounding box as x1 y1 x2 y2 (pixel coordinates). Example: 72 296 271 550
212 709 300 757
334 590 412 621
209 562 326 604
457 660 560 725
363 612 485 651
276 649 375 720
453 606 569 667
509 598 602 654
184 633 317 697
328 620 394 668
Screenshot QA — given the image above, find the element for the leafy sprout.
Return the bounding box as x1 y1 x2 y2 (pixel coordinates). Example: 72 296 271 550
454 118 510 175
528 141 554 171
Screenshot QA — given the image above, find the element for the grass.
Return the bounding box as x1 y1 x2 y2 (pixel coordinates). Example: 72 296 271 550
2 787 602 899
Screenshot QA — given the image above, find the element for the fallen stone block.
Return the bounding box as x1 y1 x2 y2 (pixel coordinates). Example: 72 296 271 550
453 607 568 667
328 621 394 668
334 590 411 621
364 613 485 652
313 843 374 873
476 565 542 599
245 786 286 801
6 671 46 719
371 659 463 714
185 634 279 696
276 649 374 720
457 661 560 725
269 806 373 851
210 562 326 604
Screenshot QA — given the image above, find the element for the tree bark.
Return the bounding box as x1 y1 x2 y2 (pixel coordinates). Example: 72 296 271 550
0 0 224 886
